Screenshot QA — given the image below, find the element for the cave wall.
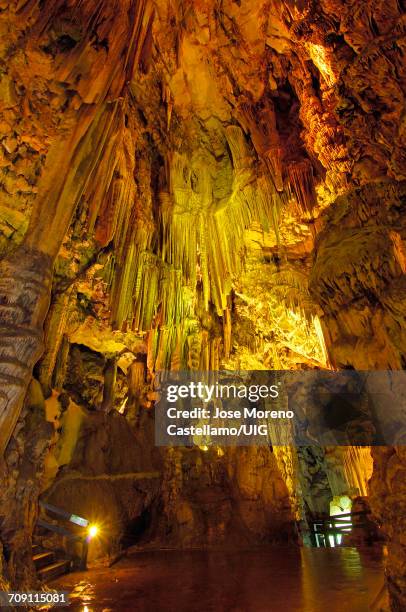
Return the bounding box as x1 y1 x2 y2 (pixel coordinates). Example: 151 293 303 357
159 445 295 548
0 0 154 587
0 1 404 606
40 395 160 565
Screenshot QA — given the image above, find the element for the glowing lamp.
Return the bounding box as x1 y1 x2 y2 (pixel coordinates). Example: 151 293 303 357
87 525 99 539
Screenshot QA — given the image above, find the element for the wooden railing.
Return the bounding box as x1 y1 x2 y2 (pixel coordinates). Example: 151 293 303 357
37 501 90 569
309 510 371 547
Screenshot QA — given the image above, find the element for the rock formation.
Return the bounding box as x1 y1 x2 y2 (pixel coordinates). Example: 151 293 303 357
0 1 405 608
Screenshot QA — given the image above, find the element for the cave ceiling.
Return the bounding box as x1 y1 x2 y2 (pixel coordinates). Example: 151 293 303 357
0 0 405 376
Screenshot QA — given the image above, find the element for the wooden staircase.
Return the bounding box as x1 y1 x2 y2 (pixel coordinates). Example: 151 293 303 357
33 500 91 582
32 544 71 582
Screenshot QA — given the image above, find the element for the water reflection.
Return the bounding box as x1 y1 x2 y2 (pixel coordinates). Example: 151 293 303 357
53 547 388 611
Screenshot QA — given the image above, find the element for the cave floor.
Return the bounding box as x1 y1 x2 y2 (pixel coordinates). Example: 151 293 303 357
51 546 388 612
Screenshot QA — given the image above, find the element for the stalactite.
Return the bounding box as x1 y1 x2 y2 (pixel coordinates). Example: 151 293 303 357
111 242 138 329
169 327 183 371
223 306 232 360
38 288 74 397
273 446 300 520
225 125 253 170
324 448 354 498
154 326 179 371
287 160 317 216
343 446 373 497
139 9 156 74
102 122 288 372
130 359 147 390
159 266 191 329
263 146 284 192
199 331 210 371
111 226 152 329
210 337 221 371
270 267 312 312
52 334 70 391
134 253 160 331
198 214 210 311
86 124 124 239
237 100 284 192
93 126 136 251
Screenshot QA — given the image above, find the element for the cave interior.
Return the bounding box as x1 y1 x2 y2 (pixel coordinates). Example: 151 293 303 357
0 1 405 610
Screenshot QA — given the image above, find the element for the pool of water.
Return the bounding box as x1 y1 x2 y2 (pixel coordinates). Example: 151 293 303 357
52 546 388 611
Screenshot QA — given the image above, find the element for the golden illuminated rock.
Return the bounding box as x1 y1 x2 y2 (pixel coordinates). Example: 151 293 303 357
0 1 404 608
